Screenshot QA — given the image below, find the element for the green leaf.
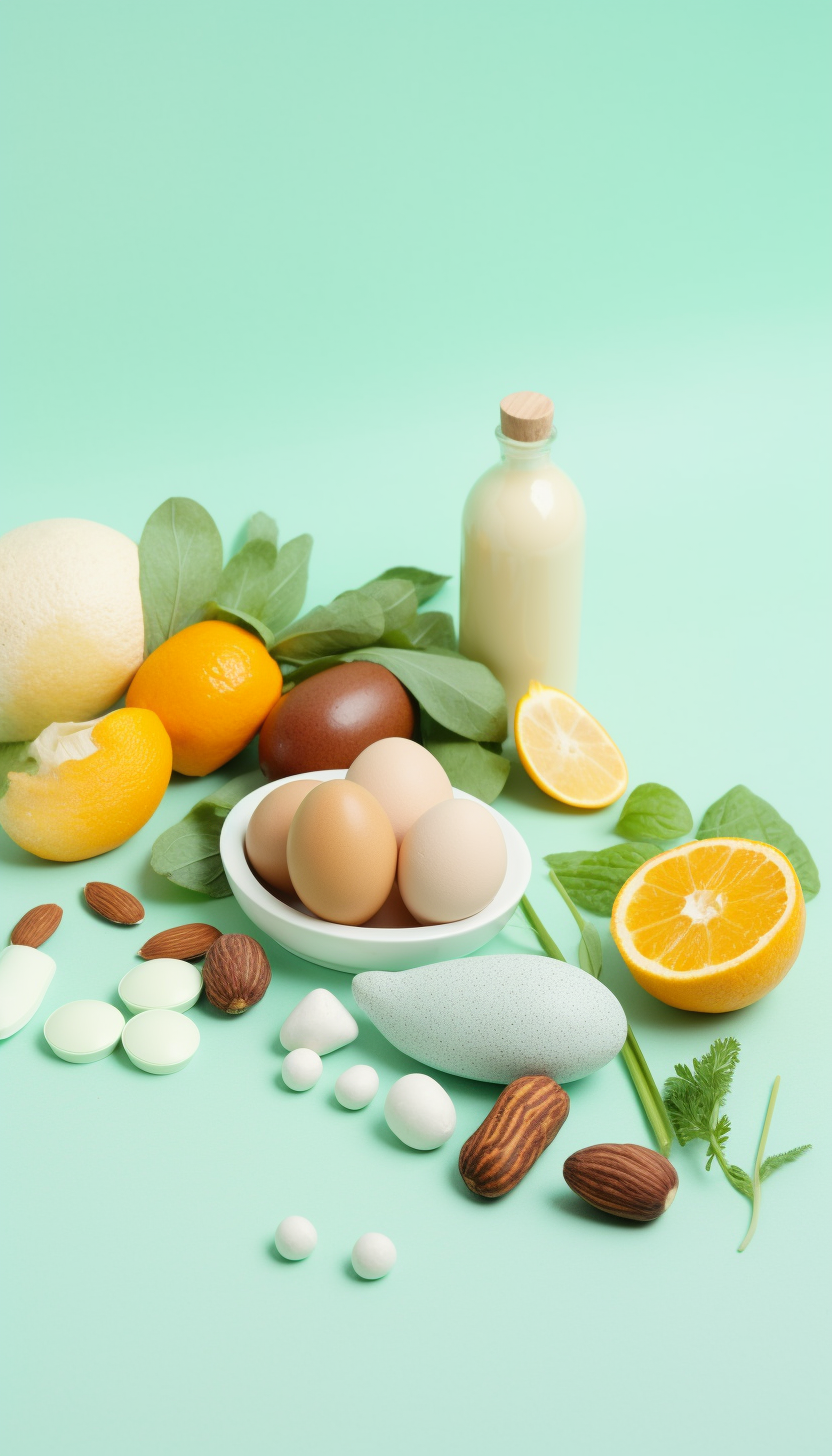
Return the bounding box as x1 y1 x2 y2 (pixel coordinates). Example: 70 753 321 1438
259 534 313 635
420 711 509 803
273 589 385 663
760 1145 811 1180
150 769 263 897
696 784 819 900
616 782 693 843
577 920 603 978
663 1038 742 1147
359 577 419 633
544 842 659 916
200 603 275 650
138 497 223 654
340 646 507 742
0 740 36 800
214 538 277 617
382 611 456 651
247 512 278 547
370 565 450 605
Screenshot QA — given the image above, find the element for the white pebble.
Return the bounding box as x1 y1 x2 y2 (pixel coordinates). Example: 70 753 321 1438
275 1215 317 1261
281 1047 322 1091
351 1232 397 1280
335 1064 379 1110
279 988 358 1054
384 1072 456 1150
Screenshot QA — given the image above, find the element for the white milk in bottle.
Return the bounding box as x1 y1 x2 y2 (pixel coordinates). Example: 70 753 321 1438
459 392 585 739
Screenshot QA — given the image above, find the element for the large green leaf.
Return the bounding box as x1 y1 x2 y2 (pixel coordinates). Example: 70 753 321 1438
260 534 313 636
150 769 263 897
273 590 385 663
421 712 509 802
342 647 506 742
369 565 450 605
696 785 819 899
247 512 278 547
382 611 456 651
544 842 660 916
138 497 223 654
214 538 277 617
359 577 419 633
616 782 693 843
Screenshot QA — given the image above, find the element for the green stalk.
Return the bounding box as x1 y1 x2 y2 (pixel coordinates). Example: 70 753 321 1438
738 1076 780 1253
525 881 674 1160
520 895 565 961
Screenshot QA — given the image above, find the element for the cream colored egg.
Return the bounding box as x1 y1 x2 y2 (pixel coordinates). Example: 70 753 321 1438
398 798 507 924
245 779 322 891
346 737 452 845
287 779 397 925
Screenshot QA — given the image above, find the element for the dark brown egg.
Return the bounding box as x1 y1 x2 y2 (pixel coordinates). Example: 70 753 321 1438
258 662 415 780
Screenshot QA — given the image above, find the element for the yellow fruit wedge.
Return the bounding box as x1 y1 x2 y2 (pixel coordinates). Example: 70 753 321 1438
515 682 628 808
611 837 805 1013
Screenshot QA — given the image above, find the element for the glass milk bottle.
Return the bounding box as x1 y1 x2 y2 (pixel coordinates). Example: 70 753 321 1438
459 392 585 738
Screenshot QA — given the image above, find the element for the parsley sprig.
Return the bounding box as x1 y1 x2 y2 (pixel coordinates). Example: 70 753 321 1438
663 1038 810 1251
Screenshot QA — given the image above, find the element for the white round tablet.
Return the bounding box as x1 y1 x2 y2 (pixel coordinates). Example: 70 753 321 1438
44 1000 125 1064
351 1232 396 1280
118 959 203 1014
281 1047 322 1091
122 1009 200 1075
335 1064 379 1110
275 1215 317 1260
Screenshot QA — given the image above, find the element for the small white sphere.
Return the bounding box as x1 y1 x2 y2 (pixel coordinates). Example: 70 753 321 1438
351 1232 397 1280
335 1063 380 1110
281 1047 322 1091
384 1072 456 1150
275 1215 317 1261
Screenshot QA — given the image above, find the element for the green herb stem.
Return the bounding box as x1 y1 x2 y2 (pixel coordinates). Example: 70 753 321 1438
738 1076 780 1253
620 1028 675 1159
520 895 565 961
522 892 673 1158
548 867 586 930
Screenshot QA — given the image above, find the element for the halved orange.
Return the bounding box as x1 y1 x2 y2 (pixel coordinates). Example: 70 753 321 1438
515 682 627 808
611 837 805 1013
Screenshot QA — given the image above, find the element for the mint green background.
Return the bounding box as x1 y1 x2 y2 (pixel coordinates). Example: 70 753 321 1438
1 5 830 1453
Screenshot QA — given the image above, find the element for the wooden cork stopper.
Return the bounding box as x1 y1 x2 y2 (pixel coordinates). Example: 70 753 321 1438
499 391 554 442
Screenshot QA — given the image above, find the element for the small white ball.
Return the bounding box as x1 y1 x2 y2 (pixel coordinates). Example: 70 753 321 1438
275 1215 317 1261
281 1047 323 1091
335 1063 380 1110
351 1232 397 1280
384 1072 456 1150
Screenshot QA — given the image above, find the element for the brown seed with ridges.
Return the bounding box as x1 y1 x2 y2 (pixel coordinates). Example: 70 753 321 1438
459 1075 570 1198
84 882 145 925
10 903 63 948
562 1143 679 1222
202 933 271 1014
139 924 222 961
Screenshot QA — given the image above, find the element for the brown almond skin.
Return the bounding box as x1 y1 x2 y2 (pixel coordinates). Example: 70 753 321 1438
202 933 271 1014
563 1143 679 1222
459 1075 570 1198
84 882 145 925
259 662 415 779
139 924 222 961
10 904 63 948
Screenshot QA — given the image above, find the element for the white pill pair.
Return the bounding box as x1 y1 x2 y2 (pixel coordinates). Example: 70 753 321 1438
281 1052 379 1109
274 1218 396 1280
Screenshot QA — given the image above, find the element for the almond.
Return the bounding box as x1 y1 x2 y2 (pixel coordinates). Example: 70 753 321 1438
10 903 63 948
562 1143 679 1221
202 933 271 1014
84 882 145 925
459 1075 570 1198
139 924 222 961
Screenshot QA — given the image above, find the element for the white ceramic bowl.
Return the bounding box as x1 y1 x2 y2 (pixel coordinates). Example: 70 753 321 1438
220 770 531 973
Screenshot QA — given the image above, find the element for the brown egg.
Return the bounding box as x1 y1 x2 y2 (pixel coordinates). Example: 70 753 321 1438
287 779 397 925
244 778 322 892
258 662 414 780
398 798 508 925
346 737 453 845
362 878 419 929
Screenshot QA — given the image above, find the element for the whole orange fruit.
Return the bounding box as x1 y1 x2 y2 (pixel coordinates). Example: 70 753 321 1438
127 621 282 776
